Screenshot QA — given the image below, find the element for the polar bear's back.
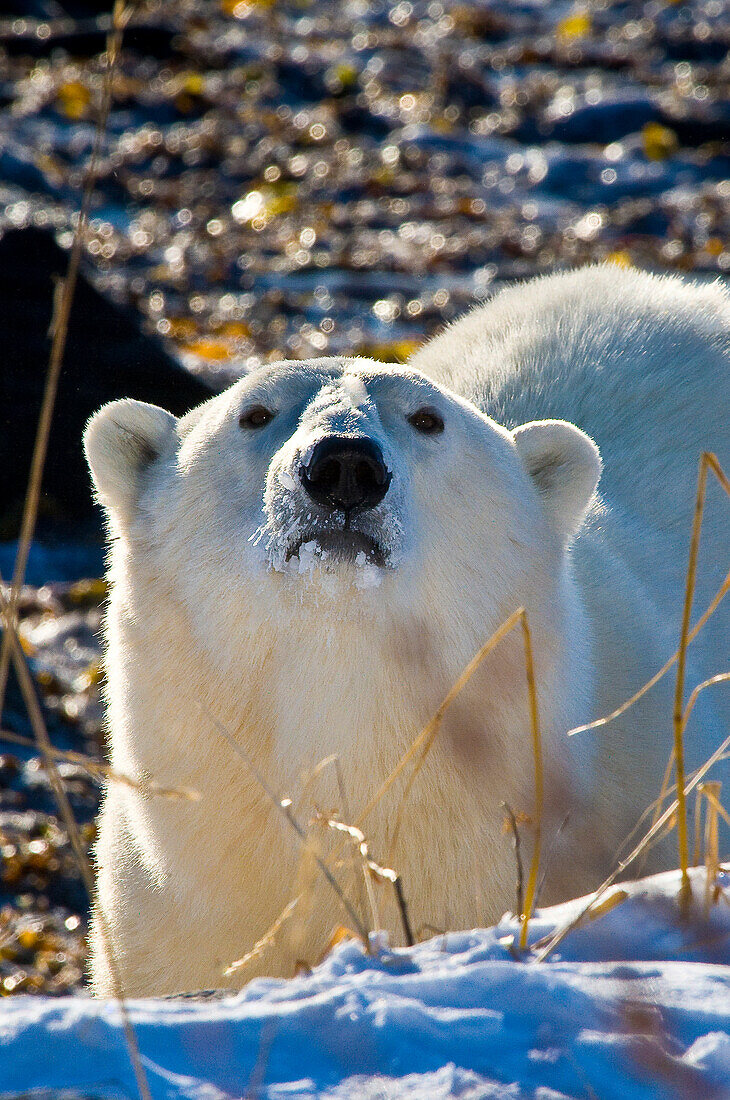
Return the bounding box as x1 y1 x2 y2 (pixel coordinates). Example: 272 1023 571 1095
411 265 730 785
410 265 729 601
410 266 729 521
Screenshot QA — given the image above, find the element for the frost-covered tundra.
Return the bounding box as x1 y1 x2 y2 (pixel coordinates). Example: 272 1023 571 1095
85 266 729 996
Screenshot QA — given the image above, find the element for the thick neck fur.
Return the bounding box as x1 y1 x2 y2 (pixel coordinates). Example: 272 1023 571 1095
105 530 593 848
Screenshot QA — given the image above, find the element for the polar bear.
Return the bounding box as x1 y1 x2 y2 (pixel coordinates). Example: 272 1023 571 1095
84 265 729 997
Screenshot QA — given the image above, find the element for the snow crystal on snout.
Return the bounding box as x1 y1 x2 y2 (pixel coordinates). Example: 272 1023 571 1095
355 556 383 589
278 469 296 491
341 374 370 408
296 540 319 574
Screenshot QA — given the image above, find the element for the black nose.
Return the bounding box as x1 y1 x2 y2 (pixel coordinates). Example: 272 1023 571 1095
300 436 392 514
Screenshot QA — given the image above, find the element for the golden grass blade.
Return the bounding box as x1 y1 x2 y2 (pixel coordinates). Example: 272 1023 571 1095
502 803 525 920
358 607 524 829
224 897 301 977
568 569 729 737
673 454 714 905
636 746 675 877
323 816 414 946
535 723 730 963
518 610 543 951
700 783 730 829
204 707 369 944
0 1 132 722
0 727 199 801
700 782 721 915
570 453 730 741
682 672 730 730
584 889 628 922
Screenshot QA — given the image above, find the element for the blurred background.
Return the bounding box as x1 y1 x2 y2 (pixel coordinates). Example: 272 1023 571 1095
0 0 728 995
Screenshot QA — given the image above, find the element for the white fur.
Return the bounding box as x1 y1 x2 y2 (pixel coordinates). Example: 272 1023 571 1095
85 266 729 996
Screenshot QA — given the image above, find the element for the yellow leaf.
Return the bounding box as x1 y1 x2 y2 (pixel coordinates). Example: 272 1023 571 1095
182 72 205 97
606 250 634 268
334 63 358 89
587 889 629 921
214 320 251 338
56 81 91 121
67 578 108 605
556 11 591 42
222 0 274 13
74 661 104 692
166 317 198 340
181 338 233 361
231 184 298 226
642 122 679 161
17 929 40 951
356 340 423 363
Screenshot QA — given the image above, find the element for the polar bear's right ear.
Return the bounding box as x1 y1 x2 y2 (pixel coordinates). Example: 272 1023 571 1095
84 399 177 525
512 419 601 541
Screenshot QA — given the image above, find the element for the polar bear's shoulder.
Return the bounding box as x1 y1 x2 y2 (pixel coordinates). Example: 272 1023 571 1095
410 265 730 421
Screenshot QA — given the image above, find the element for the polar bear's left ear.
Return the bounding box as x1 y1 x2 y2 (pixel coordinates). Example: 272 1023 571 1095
512 419 601 540
84 399 178 526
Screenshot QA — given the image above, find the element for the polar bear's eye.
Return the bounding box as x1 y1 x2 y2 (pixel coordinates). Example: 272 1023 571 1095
408 408 444 435
239 405 275 429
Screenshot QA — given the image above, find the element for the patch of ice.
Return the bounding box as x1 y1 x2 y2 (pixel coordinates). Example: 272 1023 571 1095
278 469 297 491
297 540 318 574
320 572 340 597
355 563 383 589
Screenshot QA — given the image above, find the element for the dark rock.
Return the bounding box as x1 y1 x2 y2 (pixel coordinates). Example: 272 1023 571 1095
0 227 213 539
540 94 660 144
0 20 180 62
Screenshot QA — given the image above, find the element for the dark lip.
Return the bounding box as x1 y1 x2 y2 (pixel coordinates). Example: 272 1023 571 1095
285 528 387 566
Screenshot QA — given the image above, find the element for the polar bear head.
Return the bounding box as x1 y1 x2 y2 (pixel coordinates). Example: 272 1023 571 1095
84 358 600 669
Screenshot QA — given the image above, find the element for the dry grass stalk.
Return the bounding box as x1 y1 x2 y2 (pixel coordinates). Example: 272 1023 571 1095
0 727 199 802
324 817 381 934
502 803 525 920
293 754 373 946
634 747 676 878
205 707 369 944
224 897 301 977
694 784 704 867
518 609 543 950
683 672 730 731
0 1 133 723
568 566 730 738
569 452 729 918
0 9 161 1095
628 748 729 872
535 722 730 963
332 756 371 931
0 571 151 1100
323 815 414 946
366 606 543 951
672 453 722 905
535 812 570 910
295 753 339 816
700 783 730 830
700 782 722 914
358 607 526 831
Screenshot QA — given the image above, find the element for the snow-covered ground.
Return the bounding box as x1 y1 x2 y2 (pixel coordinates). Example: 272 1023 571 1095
2 867 729 1099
